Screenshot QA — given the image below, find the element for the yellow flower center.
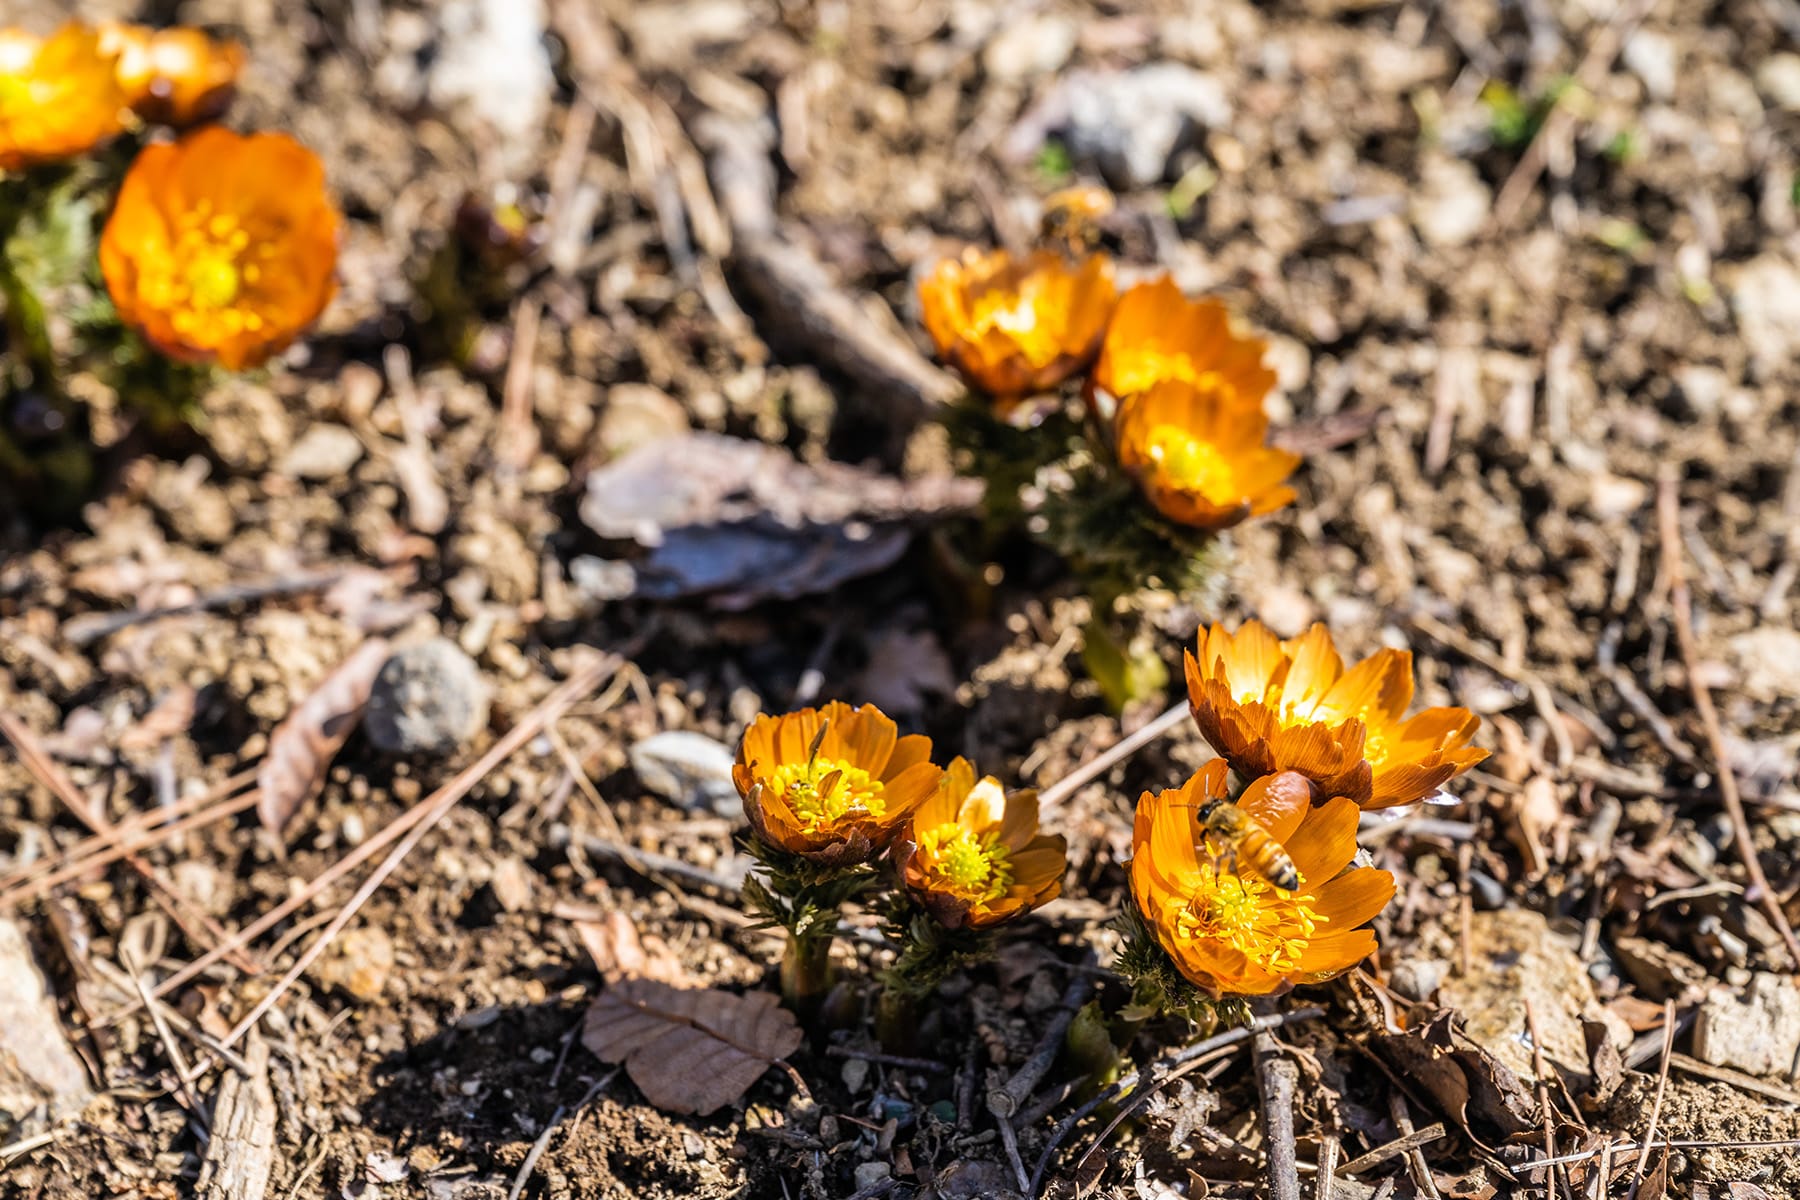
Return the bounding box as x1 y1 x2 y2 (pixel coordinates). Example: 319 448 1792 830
186 253 241 310
0 76 32 114
138 200 273 345
772 756 886 833
968 281 1064 367
1173 862 1321 976
918 822 1013 902
1144 423 1238 504
1362 725 1392 768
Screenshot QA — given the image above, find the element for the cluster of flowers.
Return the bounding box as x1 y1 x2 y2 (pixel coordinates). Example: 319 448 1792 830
734 702 1067 1021
0 21 338 370
1129 621 1486 1008
736 625 1488 1023
918 210 1299 535
729 199 1495 1026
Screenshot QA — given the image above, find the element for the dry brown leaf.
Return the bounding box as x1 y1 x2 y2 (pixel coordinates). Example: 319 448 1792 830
572 909 690 986
257 639 391 840
581 977 802 1116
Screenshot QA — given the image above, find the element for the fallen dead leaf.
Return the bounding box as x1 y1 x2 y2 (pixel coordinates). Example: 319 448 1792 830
581 977 802 1116
257 639 391 841
571 908 690 986
1371 1010 1539 1148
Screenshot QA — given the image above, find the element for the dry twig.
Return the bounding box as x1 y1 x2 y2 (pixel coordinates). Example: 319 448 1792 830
219 653 622 1048
1256 1027 1301 1200
1656 466 1800 965
1037 700 1190 809
1629 1000 1677 1197
0 712 258 973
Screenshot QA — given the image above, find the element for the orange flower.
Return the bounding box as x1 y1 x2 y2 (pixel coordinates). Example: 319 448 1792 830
1091 276 1276 409
1185 621 1490 810
0 23 129 171
1114 378 1300 531
894 758 1066 930
736 702 945 868
1131 760 1395 996
101 22 244 127
918 246 1116 405
101 128 340 370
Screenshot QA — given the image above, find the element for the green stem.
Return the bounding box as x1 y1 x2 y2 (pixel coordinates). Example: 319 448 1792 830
1065 999 1123 1102
780 929 835 1016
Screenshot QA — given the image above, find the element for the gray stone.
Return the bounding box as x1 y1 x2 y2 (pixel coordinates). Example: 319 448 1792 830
1006 64 1231 188
1413 156 1491 248
629 730 741 817
1730 255 1800 376
427 0 554 173
364 639 490 756
1693 975 1800 1077
0 918 92 1137
277 424 363 481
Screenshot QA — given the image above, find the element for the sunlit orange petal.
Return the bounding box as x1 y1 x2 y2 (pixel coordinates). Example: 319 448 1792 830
0 23 129 171
1281 796 1361 885
1236 771 1313 849
1311 867 1397 929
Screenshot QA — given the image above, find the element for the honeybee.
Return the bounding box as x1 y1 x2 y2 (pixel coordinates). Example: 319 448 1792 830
1190 795 1299 892
1039 184 1115 252
1179 770 1313 892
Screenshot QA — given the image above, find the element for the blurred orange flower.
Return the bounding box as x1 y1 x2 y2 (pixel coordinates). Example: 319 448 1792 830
1091 277 1276 410
1185 621 1489 810
895 758 1066 930
1131 760 1394 996
1114 378 1300 531
101 128 340 370
918 246 1116 405
101 22 244 127
735 701 945 868
0 23 129 171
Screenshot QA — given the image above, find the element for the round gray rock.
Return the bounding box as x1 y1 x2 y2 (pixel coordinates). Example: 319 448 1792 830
364 639 490 756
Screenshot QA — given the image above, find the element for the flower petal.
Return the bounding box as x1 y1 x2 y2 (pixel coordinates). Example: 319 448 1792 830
1283 797 1362 885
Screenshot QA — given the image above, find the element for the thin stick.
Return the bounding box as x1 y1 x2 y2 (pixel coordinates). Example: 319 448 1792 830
1316 1132 1341 1199
1524 998 1570 1200
1027 1006 1325 1196
507 1070 616 1200
127 960 211 1140
823 1045 951 1074
1336 1123 1447 1175
1629 999 1677 1197
0 1125 71 1161
219 654 620 1049
62 568 350 646
1530 1136 1800 1170
997 1115 1030 1192
1037 700 1188 809
1386 1092 1442 1200
1657 466 1800 965
1256 1028 1301 1200
0 790 261 909
0 712 258 973
987 970 1092 1117
0 767 256 897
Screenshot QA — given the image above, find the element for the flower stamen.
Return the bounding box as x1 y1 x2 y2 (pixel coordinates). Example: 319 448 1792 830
917 822 1013 903
774 757 887 833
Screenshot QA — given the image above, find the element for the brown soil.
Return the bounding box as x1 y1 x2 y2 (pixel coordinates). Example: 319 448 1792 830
4 0 1800 1198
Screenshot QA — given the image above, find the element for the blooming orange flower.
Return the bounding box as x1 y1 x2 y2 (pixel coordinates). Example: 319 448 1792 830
0 23 129 172
1131 760 1395 996
918 246 1116 406
894 758 1066 930
1185 621 1490 810
1114 378 1300 531
1091 277 1276 410
736 701 945 868
100 128 340 370
101 22 244 127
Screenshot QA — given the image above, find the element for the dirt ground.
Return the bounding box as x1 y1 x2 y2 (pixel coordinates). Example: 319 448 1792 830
3 0 1800 1197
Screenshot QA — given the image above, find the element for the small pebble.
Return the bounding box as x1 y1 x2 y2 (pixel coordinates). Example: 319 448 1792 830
629 730 741 816
840 1056 870 1093
364 639 491 756
854 1163 891 1190
1388 958 1446 1003
277 424 364 480
1466 869 1506 911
